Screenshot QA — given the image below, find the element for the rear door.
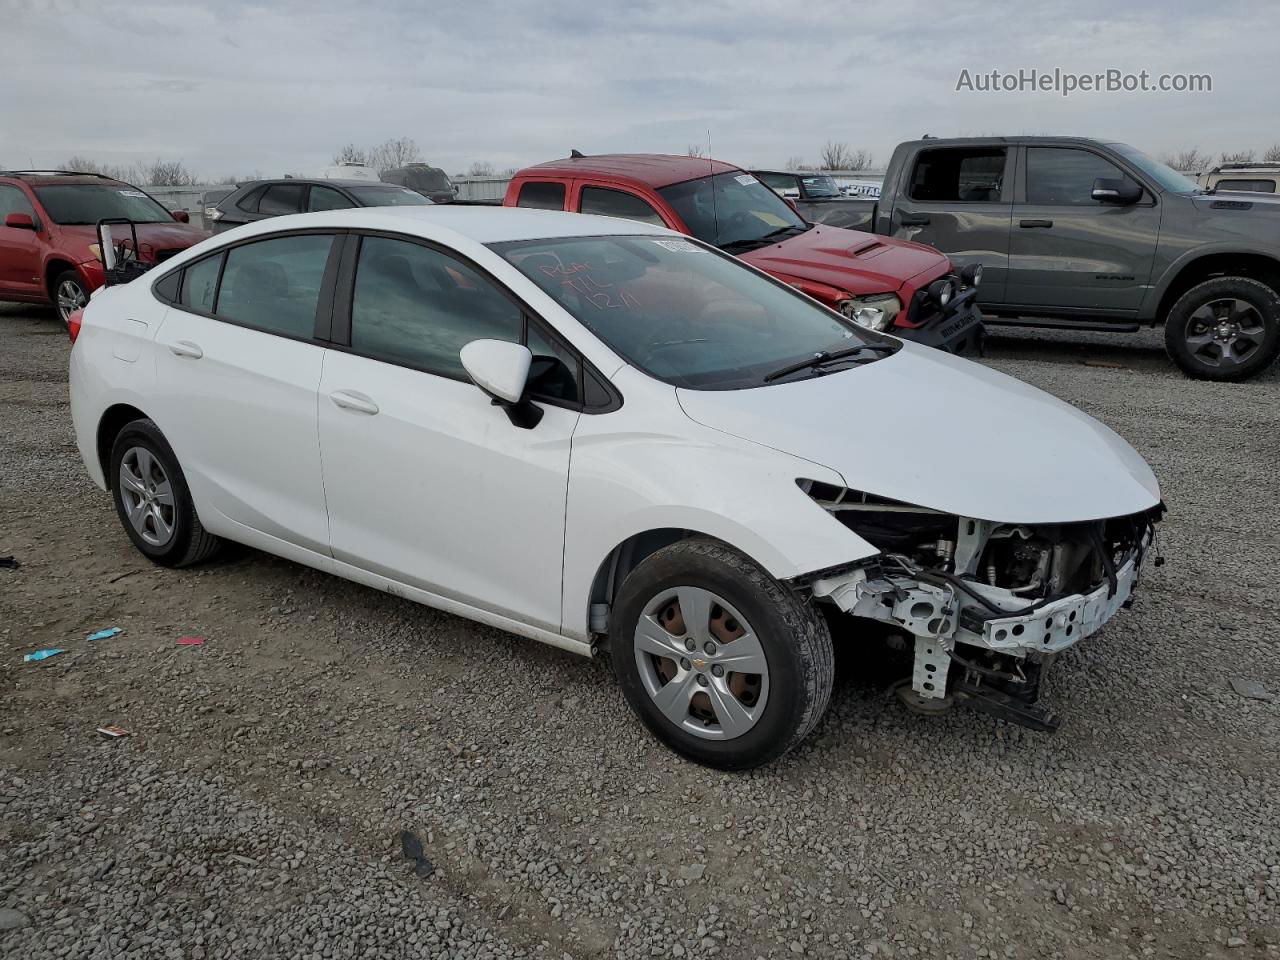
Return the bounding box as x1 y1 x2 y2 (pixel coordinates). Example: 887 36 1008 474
152 231 340 553
316 233 582 631
0 184 45 297
1005 145 1161 316
885 146 1014 305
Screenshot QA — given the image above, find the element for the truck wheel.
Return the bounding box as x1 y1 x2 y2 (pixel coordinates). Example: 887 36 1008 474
1164 276 1280 381
610 538 834 770
53 269 88 325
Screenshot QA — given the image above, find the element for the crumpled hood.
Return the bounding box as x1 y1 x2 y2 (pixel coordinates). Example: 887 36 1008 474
740 224 948 295
676 344 1161 524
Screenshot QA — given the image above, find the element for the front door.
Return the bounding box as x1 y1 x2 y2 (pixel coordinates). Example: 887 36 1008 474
1005 145 1161 316
886 145 1014 305
0 185 45 297
152 232 336 553
317 234 581 632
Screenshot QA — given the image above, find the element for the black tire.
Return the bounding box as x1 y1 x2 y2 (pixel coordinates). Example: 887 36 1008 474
109 418 222 567
610 538 834 770
1163 276 1280 382
52 269 88 326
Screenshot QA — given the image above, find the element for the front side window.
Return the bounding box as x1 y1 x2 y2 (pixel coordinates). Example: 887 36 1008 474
307 186 356 211
493 235 890 390
516 181 566 210
257 183 306 215
31 185 173 224
909 148 1007 202
216 234 333 337
0 184 35 219
1025 148 1127 205
659 172 808 251
580 187 666 227
349 236 523 379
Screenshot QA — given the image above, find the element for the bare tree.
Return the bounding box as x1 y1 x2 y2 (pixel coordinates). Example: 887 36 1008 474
143 159 198 186
60 156 145 183
784 156 807 171
1161 148 1209 171
686 144 706 159
818 141 872 171
1264 144 1280 163
333 143 367 165
1220 150 1256 165
466 161 495 177
368 137 422 174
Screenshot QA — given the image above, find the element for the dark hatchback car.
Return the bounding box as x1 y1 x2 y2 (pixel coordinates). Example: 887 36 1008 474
209 178 431 233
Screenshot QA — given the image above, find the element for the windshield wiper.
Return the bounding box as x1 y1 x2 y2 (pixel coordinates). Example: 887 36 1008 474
719 224 808 252
762 343 896 383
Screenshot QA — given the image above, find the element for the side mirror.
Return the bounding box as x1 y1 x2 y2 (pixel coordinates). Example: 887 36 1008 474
1092 177 1142 205
171 210 190 223
784 197 799 212
4 213 35 230
459 339 543 428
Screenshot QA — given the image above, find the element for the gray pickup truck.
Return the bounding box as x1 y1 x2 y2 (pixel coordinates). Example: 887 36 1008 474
803 137 1280 381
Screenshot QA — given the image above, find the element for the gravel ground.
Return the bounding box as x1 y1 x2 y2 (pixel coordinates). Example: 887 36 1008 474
1 303 1278 960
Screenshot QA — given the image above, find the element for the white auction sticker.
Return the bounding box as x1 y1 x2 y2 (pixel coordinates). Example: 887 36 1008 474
651 239 702 253
734 174 758 186
117 190 147 198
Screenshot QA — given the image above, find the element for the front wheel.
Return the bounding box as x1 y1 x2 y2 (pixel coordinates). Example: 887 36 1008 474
1164 276 1280 381
610 539 834 770
53 270 88 325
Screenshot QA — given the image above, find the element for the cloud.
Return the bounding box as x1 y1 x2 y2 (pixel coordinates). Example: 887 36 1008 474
0 0 1271 178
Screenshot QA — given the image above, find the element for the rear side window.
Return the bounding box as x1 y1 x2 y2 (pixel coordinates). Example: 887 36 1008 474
350 236 523 379
580 187 665 227
307 186 356 211
1025 148 1127 205
181 254 222 312
257 183 306 215
1215 178 1275 193
216 235 333 337
236 186 266 213
516 181 565 210
909 148 1007 202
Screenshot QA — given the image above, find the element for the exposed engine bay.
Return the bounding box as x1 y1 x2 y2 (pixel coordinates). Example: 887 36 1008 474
798 481 1164 732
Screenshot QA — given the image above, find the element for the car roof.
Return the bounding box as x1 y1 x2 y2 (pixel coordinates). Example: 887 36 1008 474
238 178 400 189
0 172 129 187
201 204 677 247
518 154 740 190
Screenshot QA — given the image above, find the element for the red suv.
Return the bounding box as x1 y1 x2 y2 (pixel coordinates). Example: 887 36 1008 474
0 171 208 323
504 154 984 353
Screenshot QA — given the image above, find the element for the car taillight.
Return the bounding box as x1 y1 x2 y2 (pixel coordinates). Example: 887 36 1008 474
67 308 84 344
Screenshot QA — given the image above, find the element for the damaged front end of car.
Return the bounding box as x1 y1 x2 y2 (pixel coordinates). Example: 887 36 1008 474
797 480 1165 732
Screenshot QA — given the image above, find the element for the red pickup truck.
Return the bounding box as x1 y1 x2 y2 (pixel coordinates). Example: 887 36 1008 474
503 154 984 354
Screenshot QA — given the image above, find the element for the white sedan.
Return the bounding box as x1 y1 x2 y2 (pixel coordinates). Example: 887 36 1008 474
69 206 1163 768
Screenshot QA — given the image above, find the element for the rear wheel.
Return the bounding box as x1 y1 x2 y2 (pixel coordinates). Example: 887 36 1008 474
1164 276 1280 381
109 419 221 567
610 539 834 770
53 270 88 325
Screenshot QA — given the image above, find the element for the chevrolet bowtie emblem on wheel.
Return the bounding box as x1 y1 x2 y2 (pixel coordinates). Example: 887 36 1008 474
692 658 707 670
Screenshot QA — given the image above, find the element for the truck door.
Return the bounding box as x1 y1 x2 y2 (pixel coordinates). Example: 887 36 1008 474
1005 145 1161 318
887 146 1013 306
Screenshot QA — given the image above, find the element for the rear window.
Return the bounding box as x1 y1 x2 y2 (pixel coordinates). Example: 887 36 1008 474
31 185 173 224
909 148 1007 202
345 185 431 207
516 182 566 210
1215 178 1276 193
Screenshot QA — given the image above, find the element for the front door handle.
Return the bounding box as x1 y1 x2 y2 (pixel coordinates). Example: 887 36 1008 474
899 213 931 226
329 390 379 415
168 340 203 359
1019 219 1054 228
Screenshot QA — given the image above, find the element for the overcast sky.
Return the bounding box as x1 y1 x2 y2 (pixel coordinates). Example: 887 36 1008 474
2 0 1273 179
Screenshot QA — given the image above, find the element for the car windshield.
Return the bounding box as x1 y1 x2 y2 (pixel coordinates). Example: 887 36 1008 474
491 234 892 390
800 175 841 198
1107 143 1199 194
388 167 453 192
32 184 174 224
347 185 432 206
659 172 808 250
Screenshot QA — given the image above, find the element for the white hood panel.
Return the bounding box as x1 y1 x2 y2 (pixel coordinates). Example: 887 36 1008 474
676 344 1161 525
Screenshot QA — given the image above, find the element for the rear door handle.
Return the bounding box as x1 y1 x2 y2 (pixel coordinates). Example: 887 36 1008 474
1019 219 1054 228
168 340 203 359
899 213 931 226
329 390 379 415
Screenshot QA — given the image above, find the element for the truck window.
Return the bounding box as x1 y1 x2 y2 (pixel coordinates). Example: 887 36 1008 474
580 186 666 227
516 182 566 210
756 172 799 195
909 148 1007 202
1026 148 1128 205
1214 178 1275 193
